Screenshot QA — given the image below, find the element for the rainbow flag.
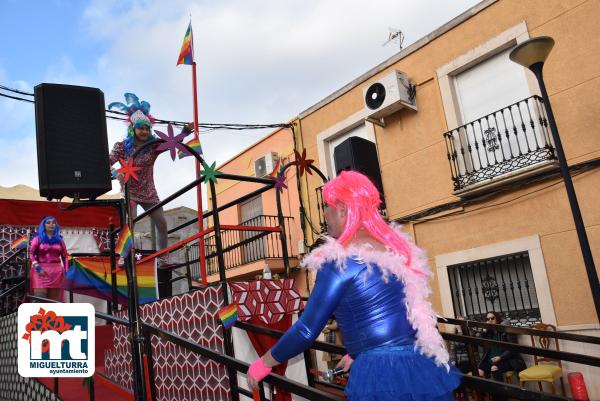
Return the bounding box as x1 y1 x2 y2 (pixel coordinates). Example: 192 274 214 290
116 224 133 257
64 257 157 305
11 235 29 250
176 22 194 65
218 304 238 329
177 137 203 159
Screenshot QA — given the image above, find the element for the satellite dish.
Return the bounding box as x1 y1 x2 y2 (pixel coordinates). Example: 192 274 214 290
365 82 386 110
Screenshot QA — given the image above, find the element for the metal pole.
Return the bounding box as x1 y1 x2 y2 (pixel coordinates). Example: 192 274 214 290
192 61 208 286
275 188 290 277
531 62 600 321
120 196 148 401
208 179 240 401
109 223 118 313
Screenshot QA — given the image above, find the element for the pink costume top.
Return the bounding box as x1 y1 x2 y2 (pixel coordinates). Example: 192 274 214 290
29 237 69 270
110 142 160 205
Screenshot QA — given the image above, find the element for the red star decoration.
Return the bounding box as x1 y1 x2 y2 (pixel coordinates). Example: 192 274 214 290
292 149 314 177
117 158 142 183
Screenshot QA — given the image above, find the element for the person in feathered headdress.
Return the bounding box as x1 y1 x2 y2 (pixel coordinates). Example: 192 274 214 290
108 93 192 267
247 171 461 401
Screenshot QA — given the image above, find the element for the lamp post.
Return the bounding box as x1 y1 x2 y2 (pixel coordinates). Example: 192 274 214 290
510 36 600 321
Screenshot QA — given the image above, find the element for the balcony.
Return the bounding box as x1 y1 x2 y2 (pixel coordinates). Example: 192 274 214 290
187 215 297 281
444 96 558 193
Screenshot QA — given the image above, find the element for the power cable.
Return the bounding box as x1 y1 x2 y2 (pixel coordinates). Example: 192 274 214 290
0 83 292 131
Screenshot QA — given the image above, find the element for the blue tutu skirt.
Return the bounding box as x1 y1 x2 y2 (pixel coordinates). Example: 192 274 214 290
344 345 462 401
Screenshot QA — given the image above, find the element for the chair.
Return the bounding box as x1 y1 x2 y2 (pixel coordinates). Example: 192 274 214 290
518 323 566 395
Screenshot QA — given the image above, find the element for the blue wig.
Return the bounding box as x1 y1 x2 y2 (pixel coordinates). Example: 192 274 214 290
37 216 62 245
123 126 156 158
109 93 156 158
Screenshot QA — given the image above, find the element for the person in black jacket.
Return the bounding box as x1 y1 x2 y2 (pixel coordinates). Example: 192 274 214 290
477 311 526 381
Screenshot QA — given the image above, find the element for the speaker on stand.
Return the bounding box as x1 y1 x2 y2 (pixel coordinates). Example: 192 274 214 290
34 83 111 200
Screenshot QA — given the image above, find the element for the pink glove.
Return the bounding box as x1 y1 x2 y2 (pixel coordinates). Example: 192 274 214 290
248 357 272 382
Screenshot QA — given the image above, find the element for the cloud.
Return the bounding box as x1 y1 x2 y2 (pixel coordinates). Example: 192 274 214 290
2 0 481 209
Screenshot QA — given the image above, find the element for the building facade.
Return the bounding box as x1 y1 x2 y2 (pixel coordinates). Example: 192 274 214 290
206 127 310 294
294 0 600 396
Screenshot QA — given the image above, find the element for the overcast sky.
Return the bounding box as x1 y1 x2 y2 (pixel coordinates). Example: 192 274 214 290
0 0 481 209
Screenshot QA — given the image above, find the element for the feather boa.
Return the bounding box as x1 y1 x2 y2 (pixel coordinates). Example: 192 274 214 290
301 224 450 368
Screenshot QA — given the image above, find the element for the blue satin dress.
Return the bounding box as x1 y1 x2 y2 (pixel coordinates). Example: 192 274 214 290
271 257 460 401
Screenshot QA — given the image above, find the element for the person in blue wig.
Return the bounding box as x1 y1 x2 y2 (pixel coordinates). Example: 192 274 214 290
29 216 69 301
108 93 192 267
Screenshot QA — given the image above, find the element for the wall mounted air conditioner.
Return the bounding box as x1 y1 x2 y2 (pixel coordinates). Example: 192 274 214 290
362 70 417 123
254 152 279 177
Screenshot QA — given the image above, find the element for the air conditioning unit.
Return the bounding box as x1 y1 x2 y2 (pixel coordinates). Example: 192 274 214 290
362 70 417 122
254 152 279 177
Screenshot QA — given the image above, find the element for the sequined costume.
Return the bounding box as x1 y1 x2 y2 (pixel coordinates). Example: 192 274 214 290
29 236 69 289
270 234 460 401
110 141 161 205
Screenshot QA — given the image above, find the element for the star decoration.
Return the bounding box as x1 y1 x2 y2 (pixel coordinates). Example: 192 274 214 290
201 160 222 184
291 149 314 177
275 172 288 192
154 123 188 161
117 158 142 183
135 253 143 261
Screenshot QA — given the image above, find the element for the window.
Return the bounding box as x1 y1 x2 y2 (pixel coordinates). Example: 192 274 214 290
447 251 541 327
239 196 265 262
438 23 557 192
454 47 531 125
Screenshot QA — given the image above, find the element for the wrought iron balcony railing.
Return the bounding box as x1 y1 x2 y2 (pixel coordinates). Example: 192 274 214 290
187 215 296 278
444 95 557 191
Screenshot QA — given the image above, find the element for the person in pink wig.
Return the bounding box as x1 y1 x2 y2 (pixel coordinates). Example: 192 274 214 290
29 216 69 301
247 170 460 400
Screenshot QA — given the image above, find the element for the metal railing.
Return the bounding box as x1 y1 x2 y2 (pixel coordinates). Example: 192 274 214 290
444 95 557 191
448 251 541 326
0 247 27 316
186 215 296 278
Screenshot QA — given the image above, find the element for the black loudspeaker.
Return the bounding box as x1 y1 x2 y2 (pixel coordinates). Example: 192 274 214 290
333 136 385 201
35 83 111 200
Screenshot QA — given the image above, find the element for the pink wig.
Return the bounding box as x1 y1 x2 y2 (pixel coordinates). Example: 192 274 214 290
322 170 414 266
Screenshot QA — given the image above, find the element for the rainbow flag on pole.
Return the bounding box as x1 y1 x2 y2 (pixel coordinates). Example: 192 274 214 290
177 137 203 159
11 235 29 250
116 224 133 257
64 257 157 305
218 304 238 329
176 21 194 65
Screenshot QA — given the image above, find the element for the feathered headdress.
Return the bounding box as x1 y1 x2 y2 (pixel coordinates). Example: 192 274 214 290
108 93 155 129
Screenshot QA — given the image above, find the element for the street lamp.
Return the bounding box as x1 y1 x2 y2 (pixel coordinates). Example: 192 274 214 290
510 36 600 321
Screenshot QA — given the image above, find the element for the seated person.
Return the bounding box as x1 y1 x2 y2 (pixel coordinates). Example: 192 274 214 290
477 311 526 381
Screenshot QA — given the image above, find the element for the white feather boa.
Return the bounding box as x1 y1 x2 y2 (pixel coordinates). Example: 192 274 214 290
301 224 450 367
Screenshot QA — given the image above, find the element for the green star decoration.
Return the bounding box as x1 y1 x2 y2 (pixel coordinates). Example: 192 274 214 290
201 160 222 184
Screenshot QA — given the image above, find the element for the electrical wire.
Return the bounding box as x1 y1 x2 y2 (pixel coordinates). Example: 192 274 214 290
0 83 292 131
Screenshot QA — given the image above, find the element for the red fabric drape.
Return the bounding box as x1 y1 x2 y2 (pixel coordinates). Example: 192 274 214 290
246 315 293 401
0 199 119 227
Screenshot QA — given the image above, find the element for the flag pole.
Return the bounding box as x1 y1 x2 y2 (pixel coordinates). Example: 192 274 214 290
191 62 208 286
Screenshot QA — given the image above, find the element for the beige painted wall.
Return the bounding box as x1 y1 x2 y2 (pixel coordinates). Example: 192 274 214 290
296 0 600 326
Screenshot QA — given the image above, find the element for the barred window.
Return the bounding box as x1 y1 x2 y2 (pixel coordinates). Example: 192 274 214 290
448 251 541 327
